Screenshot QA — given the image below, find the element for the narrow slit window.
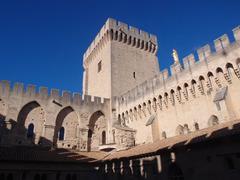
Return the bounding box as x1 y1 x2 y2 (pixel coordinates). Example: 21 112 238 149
98 61 102 72
133 72 136 79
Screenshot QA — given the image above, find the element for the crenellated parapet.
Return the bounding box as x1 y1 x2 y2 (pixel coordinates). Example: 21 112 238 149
83 18 158 68
0 80 109 107
116 25 240 116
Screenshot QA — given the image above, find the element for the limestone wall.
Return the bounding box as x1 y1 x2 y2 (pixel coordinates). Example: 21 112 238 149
0 82 111 151
115 26 240 144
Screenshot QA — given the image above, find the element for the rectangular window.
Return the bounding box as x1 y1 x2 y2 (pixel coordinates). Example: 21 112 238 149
98 61 102 72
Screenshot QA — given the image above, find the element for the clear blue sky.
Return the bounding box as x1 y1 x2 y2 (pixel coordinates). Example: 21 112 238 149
0 0 239 93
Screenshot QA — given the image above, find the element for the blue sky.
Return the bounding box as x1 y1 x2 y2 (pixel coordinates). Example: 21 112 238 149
0 0 239 93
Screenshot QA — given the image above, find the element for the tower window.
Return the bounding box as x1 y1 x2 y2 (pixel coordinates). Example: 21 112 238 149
98 61 102 72
133 72 136 79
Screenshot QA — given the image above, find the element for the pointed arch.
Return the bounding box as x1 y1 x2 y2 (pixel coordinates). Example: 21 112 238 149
17 101 41 126
87 110 105 152
53 106 79 148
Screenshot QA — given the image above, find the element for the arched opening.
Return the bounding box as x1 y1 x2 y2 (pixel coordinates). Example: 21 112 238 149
226 63 235 78
183 83 189 99
207 72 214 88
216 67 224 85
164 93 169 106
199 76 205 93
58 127 65 141
102 131 106 145
191 79 197 94
16 101 44 144
194 122 199 131
87 111 106 152
53 106 78 148
183 124 190 134
162 131 167 139
27 123 34 139
177 86 182 102
170 89 175 105
176 125 184 135
208 115 219 126
168 163 184 180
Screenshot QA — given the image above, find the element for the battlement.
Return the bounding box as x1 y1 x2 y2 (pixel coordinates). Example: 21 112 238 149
83 18 158 66
0 80 108 106
116 25 240 109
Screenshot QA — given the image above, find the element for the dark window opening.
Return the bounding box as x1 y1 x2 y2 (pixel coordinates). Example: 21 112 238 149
98 61 102 72
102 131 106 145
27 123 34 139
59 127 65 141
133 72 136 79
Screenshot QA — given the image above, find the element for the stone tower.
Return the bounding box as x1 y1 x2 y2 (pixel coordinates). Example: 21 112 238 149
82 18 160 98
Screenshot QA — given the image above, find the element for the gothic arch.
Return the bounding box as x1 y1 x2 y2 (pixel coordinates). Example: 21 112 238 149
87 110 106 151
16 101 45 144
53 106 79 148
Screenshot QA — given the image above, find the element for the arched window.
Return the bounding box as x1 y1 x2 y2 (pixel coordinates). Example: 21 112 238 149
183 83 189 99
183 124 190 134
191 79 197 93
102 131 106 145
162 131 167 139
170 90 175 105
168 163 184 180
194 123 199 131
207 72 214 88
199 76 205 92
59 127 65 141
176 125 184 135
177 86 182 101
226 63 235 78
27 123 34 139
208 115 219 126
164 93 169 105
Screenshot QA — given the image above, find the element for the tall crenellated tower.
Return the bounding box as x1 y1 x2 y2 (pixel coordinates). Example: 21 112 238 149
82 18 160 98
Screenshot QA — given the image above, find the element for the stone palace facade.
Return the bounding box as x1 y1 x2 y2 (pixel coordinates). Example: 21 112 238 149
1 18 240 180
